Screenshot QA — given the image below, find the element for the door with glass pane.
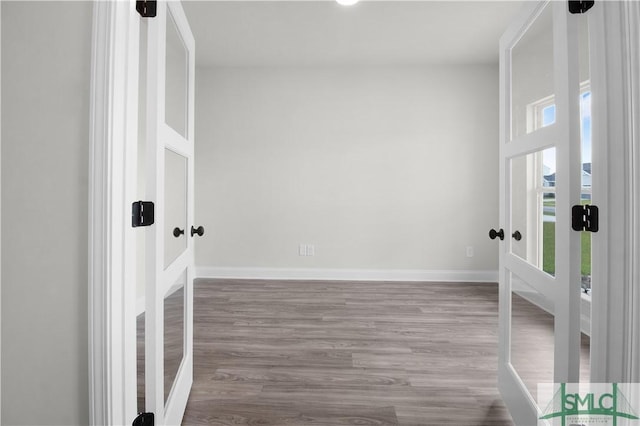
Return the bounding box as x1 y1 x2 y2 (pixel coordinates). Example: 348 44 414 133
498 1 584 424
145 1 195 425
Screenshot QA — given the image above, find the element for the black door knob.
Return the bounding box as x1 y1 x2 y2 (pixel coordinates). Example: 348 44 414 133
489 228 504 240
173 227 184 238
512 230 522 241
191 225 204 237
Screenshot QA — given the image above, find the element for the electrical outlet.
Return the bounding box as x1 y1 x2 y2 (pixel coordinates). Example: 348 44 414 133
466 246 474 258
298 244 316 256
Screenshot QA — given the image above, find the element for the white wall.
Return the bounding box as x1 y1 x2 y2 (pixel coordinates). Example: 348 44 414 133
1 2 92 424
195 65 499 278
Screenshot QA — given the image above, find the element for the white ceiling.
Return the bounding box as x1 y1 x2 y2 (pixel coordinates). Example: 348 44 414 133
183 1 525 68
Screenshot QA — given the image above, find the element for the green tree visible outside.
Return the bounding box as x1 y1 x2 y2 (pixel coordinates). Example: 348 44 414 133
542 222 592 276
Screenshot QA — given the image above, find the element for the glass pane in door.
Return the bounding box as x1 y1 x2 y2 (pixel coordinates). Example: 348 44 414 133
137 19 148 412
137 309 145 413
165 6 188 138
510 271 555 400
164 149 187 268
510 149 556 276
164 270 185 405
511 3 554 140
578 10 592 383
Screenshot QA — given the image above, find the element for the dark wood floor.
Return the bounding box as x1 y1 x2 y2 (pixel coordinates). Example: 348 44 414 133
181 280 515 425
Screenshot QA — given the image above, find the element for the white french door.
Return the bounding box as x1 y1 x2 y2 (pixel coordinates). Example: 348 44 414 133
145 1 196 425
497 1 585 424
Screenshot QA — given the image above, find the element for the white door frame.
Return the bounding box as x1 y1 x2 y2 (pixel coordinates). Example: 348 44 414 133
88 1 196 424
589 0 640 384
0 2 3 422
629 0 640 385
88 1 140 424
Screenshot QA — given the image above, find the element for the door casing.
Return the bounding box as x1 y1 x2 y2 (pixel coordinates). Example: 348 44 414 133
88 1 143 424
86 1 640 425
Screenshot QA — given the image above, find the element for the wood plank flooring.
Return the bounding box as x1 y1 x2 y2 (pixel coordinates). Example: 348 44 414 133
181 280 515 425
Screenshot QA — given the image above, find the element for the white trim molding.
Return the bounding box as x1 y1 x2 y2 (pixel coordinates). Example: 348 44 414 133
88 1 139 425
589 0 640 384
625 0 640 384
0 2 3 421
196 267 498 283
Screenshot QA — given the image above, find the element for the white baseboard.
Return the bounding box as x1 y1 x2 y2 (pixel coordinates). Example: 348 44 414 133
195 266 498 283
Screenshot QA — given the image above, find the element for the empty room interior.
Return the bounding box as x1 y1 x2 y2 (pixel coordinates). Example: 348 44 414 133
2 0 640 425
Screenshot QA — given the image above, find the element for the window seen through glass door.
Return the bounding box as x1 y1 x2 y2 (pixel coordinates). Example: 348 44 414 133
530 88 592 289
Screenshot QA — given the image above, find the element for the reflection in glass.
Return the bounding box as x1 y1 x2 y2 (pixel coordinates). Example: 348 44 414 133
165 7 188 137
542 192 556 276
579 16 592 294
164 149 187 268
137 20 148 413
542 147 556 278
164 272 185 405
578 11 592 383
510 272 555 401
137 310 145 413
511 149 556 276
579 82 592 289
511 3 554 140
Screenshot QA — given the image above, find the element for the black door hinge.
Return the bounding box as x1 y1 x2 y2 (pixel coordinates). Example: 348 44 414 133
572 204 599 232
569 0 594 14
132 412 154 426
132 201 155 227
136 0 157 17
